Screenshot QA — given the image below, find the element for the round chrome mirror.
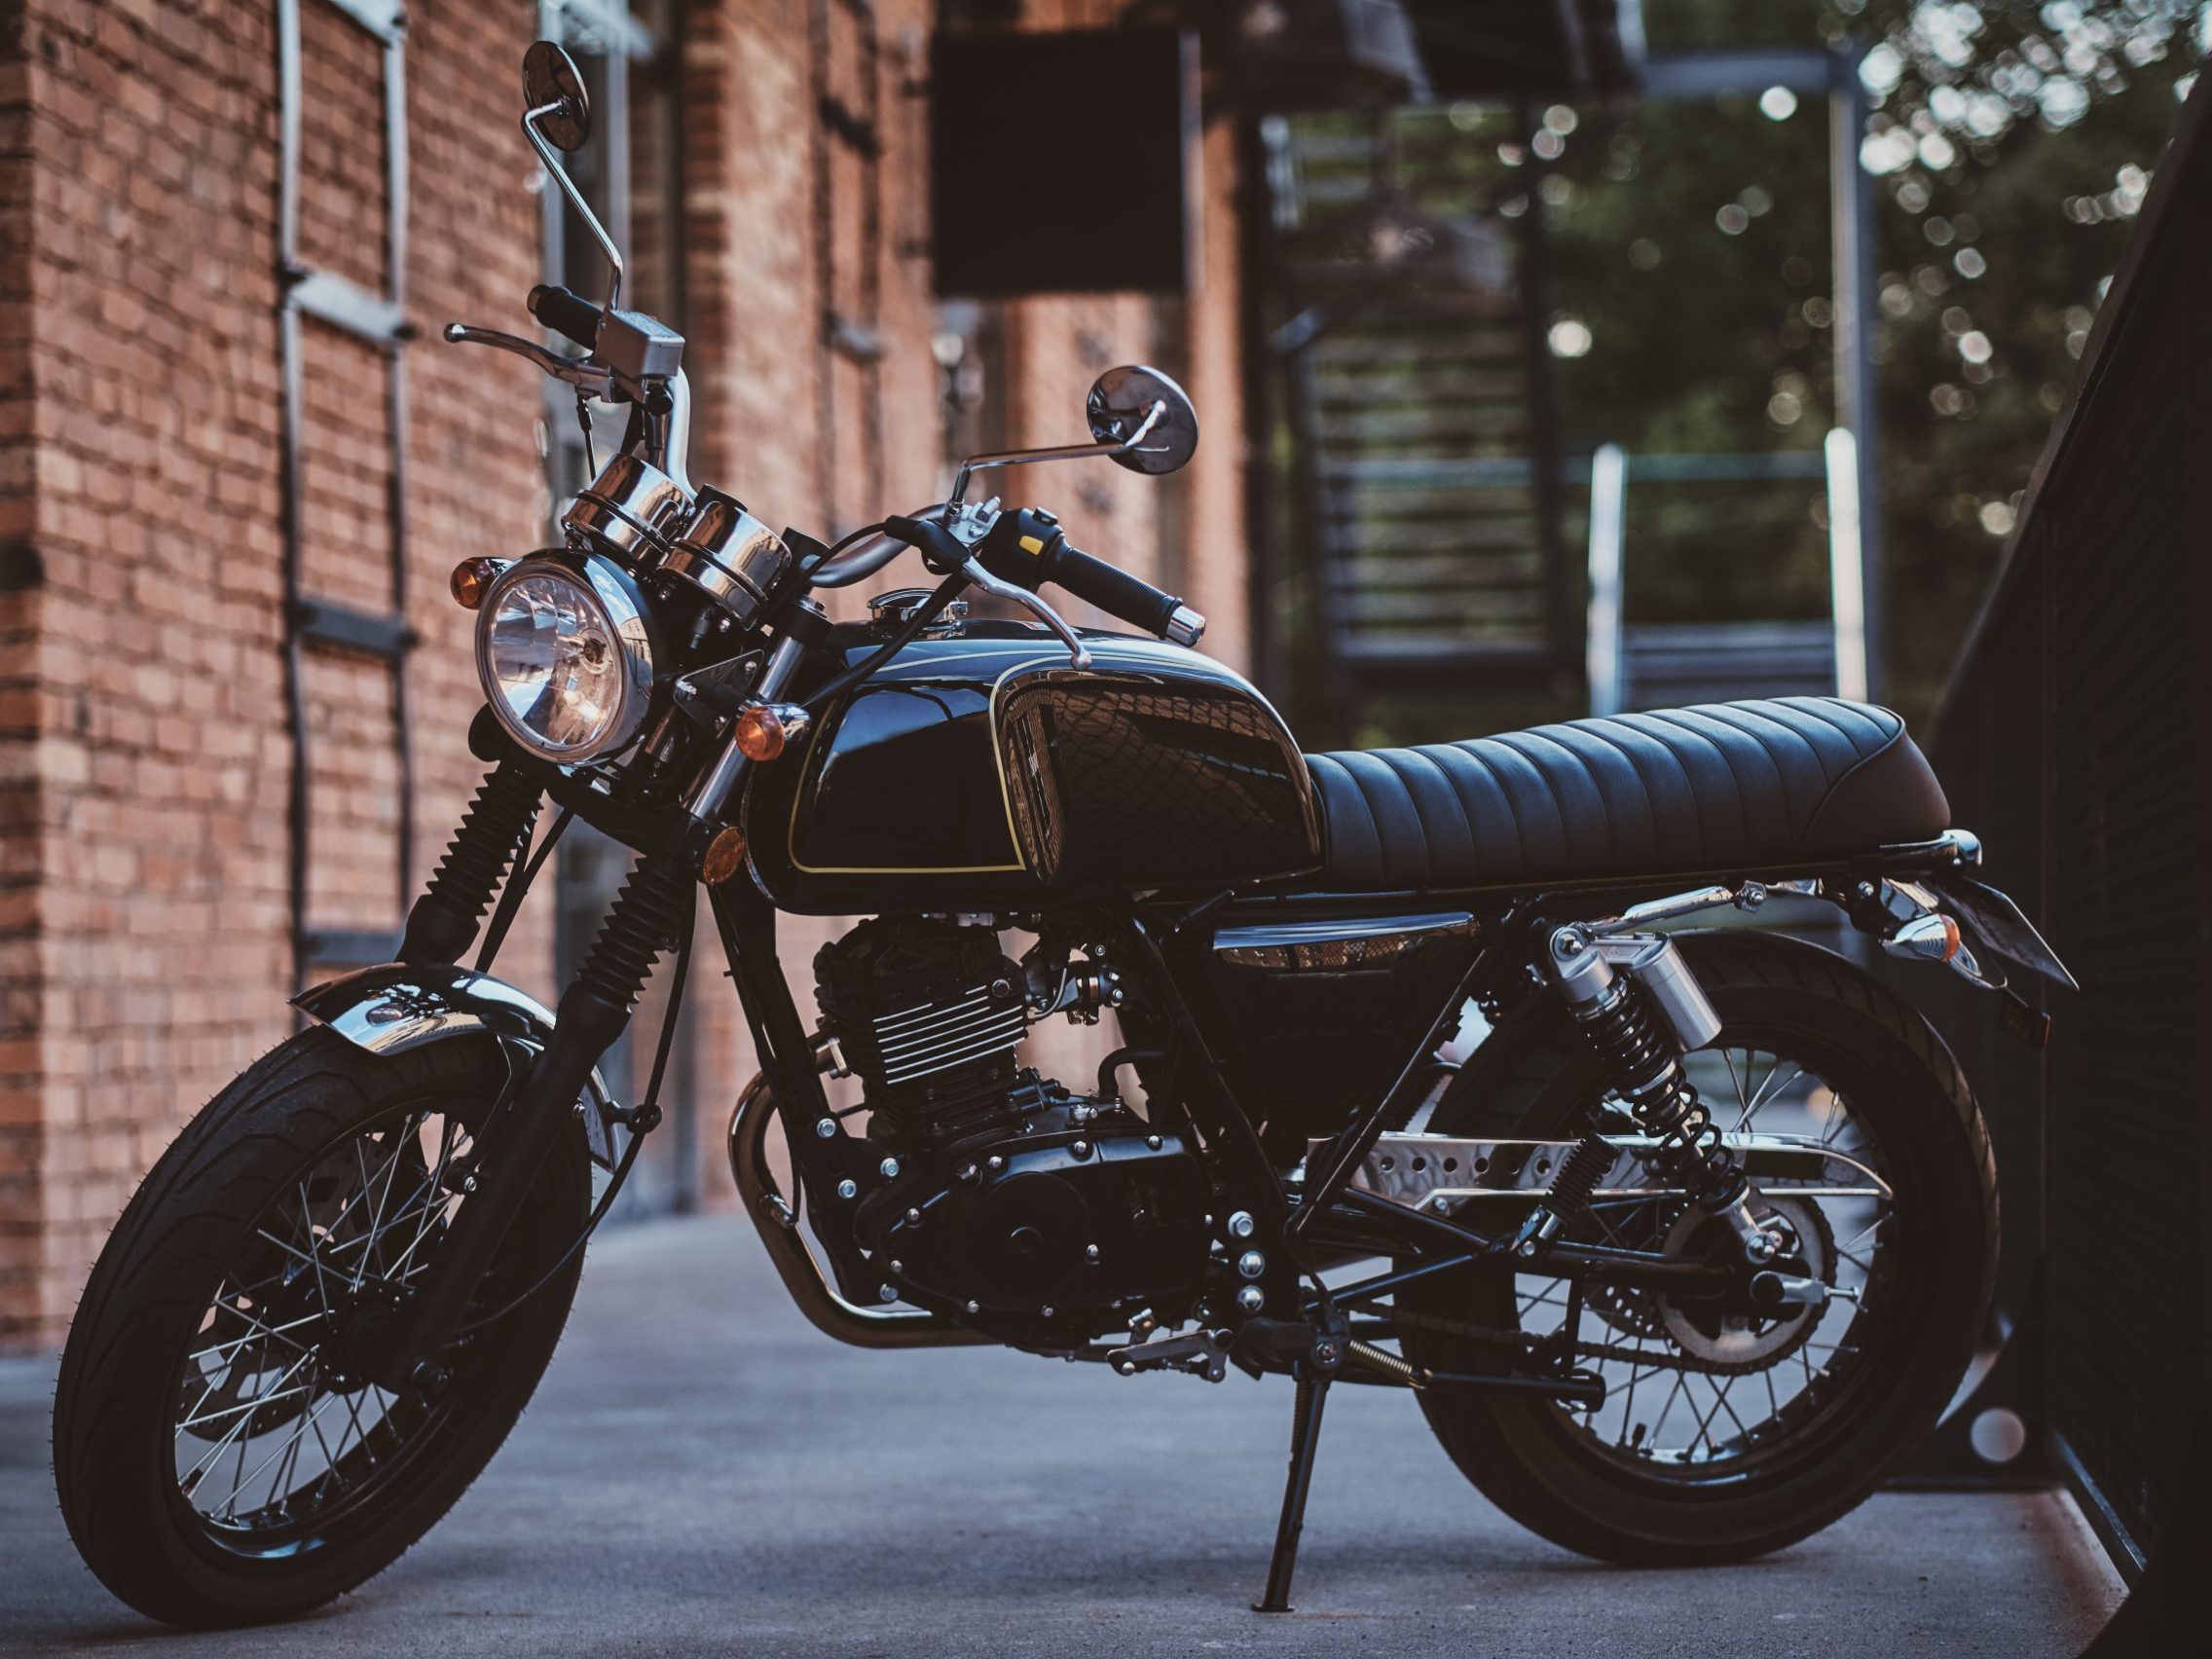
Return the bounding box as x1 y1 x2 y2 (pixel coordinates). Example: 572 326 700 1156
522 40 591 153
1088 364 1198 476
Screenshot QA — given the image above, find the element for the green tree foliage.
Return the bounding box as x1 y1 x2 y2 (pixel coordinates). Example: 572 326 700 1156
1547 0 2203 719
1844 0 2201 719
1267 2 2204 743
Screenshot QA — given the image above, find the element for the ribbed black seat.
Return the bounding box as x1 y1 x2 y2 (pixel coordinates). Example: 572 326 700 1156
1303 697 1949 892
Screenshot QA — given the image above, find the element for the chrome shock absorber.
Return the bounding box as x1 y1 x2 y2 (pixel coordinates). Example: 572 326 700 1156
1536 927 1779 1263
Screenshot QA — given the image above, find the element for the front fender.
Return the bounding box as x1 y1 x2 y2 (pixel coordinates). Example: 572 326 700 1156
291 964 620 1166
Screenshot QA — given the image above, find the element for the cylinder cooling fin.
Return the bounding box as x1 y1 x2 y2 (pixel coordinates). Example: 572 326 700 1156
814 918 1029 1149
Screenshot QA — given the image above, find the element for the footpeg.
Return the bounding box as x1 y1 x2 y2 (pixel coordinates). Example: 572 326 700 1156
1105 1327 1229 1382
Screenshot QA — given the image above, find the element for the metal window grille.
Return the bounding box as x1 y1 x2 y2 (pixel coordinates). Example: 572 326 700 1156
276 0 416 977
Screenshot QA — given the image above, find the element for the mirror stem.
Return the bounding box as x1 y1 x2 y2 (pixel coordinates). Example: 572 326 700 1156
947 402 1166 507
525 105 625 313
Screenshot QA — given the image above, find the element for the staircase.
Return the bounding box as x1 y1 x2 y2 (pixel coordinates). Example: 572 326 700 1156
1269 111 1578 713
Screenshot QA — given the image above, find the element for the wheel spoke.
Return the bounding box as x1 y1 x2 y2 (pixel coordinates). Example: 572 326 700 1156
1744 1061 1804 1127
1721 1050 1751 1129
186 1309 324 1367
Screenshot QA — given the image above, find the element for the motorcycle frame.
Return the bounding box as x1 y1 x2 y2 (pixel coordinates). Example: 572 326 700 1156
700 830 1987 1361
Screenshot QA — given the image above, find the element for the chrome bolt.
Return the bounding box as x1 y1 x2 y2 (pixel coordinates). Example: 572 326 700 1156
1236 1285 1265 1313
1227 1210 1255 1239
905 1207 923 1226
1145 1134 1162 1151
958 1163 978 1183
572 1100 589 1120
878 1284 898 1304
814 1117 837 1140
879 1157 901 1179
1041 1306 1055 1318
461 1175 478 1194
1085 1244 1100 1265
1430 1195 1452 1212
889 1260 903 1275
836 1179 858 1200
1237 1250 1266 1280
1313 1339 1342 1368
1071 1140 1091 1160
964 1300 980 1315
987 1155 1005 1171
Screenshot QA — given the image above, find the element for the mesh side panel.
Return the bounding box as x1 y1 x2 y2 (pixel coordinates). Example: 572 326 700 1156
1929 119 2211 1566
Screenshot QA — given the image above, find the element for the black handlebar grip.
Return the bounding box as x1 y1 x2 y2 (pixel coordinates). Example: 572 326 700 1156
528 283 604 352
973 508 1204 645
1046 542 1185 639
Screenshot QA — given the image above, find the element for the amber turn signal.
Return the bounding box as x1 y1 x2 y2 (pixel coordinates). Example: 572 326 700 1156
701 826 748 885
735 701 811 762
450 557 507 609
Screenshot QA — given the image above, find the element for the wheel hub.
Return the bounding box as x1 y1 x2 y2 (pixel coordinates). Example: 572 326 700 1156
321 1284 406 1392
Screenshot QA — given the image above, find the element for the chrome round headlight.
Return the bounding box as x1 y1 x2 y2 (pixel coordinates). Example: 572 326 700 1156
475 554 657 762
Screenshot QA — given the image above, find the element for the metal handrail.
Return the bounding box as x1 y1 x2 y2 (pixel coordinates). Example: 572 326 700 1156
1582 438 1867 716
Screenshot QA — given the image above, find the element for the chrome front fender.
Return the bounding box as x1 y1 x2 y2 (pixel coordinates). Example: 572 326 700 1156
291 964 620 1166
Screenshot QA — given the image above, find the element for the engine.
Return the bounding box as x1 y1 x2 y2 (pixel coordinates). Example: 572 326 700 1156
814 918 1211 1326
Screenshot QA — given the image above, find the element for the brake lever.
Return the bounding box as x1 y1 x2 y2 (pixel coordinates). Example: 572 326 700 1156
443 322 614 396
958 557 1092 670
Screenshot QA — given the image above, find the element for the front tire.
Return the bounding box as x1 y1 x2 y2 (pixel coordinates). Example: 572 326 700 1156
54 1029 589 1627
1402 931 1998 1566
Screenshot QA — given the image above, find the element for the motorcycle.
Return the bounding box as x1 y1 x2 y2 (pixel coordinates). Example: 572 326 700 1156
54 42 2076 1627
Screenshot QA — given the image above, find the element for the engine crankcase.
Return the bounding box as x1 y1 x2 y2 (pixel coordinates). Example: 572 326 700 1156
867 1119 1210 1316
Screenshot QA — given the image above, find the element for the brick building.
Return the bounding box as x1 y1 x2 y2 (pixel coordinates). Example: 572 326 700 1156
0 0 1251 1347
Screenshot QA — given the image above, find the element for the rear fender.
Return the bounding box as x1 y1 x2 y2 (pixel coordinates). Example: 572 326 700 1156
1921 870 2079 993
291 964 621 1166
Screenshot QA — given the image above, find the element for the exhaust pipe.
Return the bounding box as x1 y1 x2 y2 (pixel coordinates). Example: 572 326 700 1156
726 1073 988 1349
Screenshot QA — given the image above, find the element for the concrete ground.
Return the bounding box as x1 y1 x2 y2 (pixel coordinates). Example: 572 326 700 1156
2 1212 2122 1657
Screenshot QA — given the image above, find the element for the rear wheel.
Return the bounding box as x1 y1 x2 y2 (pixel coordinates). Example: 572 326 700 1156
1401 931 1997 1565
54 1029 589 1627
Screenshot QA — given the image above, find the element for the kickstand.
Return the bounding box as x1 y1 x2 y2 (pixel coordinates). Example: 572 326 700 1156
1253 1366 1332 1613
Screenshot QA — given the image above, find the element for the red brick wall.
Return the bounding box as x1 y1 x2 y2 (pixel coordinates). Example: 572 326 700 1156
0 0 548 1346
0 0 39 1340
0 0 1251 1347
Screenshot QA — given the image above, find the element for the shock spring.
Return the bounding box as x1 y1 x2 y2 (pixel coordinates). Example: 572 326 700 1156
1568 979 1749 1215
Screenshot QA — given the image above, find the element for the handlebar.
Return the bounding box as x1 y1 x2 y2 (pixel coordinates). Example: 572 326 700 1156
866 507 1204 653
529 282 604 353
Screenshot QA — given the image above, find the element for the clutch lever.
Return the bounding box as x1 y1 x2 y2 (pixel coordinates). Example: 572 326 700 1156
443 322 614 397
959 557 1092 669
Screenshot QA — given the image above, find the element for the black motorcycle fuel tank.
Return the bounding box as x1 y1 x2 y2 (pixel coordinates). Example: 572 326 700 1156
742 621 1321 915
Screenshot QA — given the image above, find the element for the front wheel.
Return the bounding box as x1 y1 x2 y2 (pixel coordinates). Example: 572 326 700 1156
54 1029 589 1627
1401 931 1998 1566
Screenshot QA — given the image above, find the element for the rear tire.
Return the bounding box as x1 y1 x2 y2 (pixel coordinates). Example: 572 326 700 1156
54 1029 589 1627
1403 931 1998 1565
